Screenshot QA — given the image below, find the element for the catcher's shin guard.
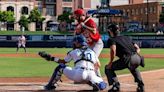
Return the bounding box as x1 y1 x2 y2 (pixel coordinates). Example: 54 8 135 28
46 64 66 87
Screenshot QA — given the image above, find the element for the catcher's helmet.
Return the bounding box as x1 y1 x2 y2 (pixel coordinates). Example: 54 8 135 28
74 9 85 16
73 35 87 46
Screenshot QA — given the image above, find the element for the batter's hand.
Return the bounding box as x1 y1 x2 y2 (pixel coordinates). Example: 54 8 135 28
38 51 54 61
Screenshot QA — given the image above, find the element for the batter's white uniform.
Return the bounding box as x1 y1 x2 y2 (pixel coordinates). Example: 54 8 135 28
90 39 104 57
62 48 103 83
17 35 26 48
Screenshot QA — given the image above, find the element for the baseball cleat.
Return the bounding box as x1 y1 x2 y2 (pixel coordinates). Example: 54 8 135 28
92 84 99 91
137 85 145 92
108 86 120 92
108 82 120 92
44 84 56 90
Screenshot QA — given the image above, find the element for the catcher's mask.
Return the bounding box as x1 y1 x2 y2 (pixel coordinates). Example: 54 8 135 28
72 35 88 48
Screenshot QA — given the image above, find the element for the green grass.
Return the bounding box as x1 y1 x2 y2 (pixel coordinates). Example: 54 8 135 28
0 48 163 77
0 31 73 35
99 58 164 75
121 32 157 36
140 48 164 54
0 48 163 57
0 57 57 77
101 48 164 55
0 48 71 54
2 48 164 55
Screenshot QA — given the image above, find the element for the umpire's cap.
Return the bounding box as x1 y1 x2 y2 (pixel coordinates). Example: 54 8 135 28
107 24 119 33
73 35 88 46
107 24 119 36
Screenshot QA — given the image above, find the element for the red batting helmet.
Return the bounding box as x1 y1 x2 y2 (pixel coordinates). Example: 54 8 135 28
74 9 85 16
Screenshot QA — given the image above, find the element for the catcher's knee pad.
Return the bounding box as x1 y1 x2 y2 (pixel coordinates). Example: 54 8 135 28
98 81 107 90
57 63 66 69
55 63 66 75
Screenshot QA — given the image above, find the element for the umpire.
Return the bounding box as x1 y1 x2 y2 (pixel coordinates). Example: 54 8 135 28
105 24 145 92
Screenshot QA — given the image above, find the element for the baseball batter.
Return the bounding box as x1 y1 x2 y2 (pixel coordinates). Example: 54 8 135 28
73 9 104 76
38 35 106 91
16 35 26 53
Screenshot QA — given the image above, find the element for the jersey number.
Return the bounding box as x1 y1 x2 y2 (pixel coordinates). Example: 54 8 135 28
85 53 92 61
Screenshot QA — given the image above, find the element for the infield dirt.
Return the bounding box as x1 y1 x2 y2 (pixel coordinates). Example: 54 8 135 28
0 69 164 92
0 53 164 92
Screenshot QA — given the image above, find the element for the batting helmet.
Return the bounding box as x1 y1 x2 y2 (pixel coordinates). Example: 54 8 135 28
74 9 85 16
73 35 87 46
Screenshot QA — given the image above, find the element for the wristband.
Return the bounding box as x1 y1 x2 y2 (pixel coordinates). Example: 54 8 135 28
81 23 87 29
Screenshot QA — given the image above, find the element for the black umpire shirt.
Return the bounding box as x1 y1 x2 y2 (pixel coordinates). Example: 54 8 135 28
108 36 136 58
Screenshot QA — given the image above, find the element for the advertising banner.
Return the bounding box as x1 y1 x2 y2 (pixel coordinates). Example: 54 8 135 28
0 36 7 41
0 35 164 48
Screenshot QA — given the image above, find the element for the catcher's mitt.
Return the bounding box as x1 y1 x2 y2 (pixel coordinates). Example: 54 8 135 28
38 51 54 61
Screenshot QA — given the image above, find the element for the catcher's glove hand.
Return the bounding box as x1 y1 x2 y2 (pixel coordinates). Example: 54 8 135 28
38 51 54 61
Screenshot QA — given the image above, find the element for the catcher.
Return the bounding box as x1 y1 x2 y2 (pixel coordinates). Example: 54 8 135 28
38 35 106 91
